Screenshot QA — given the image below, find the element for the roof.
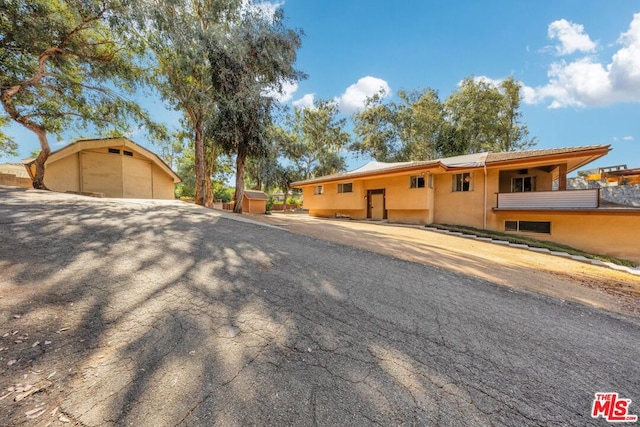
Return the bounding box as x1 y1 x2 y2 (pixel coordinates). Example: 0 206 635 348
24 137 181 183
243 190 268 200
292 144 611 187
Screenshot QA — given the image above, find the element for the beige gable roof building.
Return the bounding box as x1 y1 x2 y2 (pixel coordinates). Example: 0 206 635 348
24 137 181 199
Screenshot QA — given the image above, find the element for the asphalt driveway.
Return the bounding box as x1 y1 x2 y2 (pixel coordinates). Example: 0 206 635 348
1 187 639 426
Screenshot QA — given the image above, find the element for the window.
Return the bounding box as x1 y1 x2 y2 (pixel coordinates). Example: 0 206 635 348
123 150 133 157
337 183 353 193
427 173 433 189
512 176 536 192
108 148 121 154
313 185 323 195
410 175 425 188
452 172 472 192
505 220 551 234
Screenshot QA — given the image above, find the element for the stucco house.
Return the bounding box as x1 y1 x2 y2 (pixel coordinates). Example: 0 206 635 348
24 137 181 199
292 145 640 265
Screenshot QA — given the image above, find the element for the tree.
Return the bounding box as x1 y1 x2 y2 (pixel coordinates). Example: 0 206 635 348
281 100 350 180
139 0 241 207
352 89 444 162
0 117 17 156
207 6 304 213
0 0 157 189
444 76 535 154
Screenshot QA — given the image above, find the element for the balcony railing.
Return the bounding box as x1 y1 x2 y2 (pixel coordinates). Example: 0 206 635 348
495 189 600 209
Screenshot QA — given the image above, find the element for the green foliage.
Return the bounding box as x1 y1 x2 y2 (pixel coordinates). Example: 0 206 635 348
352 76 536 162
352 89 444 162
0 0 162 187
0 117 17 156
0 0 158 135
279 99 349 179
205 4 305 212
444 76 535 153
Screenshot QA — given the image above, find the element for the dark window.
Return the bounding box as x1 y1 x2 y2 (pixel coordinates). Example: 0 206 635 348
512 176 536 192
505 221 518 232
452 172 472 192
520 221 551 233
123 150 133 157
505 220 551 234
338 183 353 193
410 175 425 188
108 148 120 154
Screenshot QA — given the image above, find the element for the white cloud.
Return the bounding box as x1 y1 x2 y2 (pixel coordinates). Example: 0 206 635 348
336 76 391 114
622 135 635 141
292 93 315 109
264 80 298 103
548 19 597 55
525 13 640 108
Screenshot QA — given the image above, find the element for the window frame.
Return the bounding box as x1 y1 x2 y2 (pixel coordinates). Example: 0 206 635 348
313 185 324 195
337 182 353 193
409 175 426 189
452 172 472 192
511 176 536 193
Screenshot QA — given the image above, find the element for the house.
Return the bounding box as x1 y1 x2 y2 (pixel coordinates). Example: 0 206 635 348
242 190 268 214
292 145 640 265
24 137 181 199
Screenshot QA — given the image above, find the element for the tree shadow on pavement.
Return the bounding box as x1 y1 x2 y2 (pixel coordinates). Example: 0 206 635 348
1 188 639 426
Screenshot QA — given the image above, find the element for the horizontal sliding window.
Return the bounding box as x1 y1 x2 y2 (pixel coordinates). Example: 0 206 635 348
338 183 353 193
505 220 551 234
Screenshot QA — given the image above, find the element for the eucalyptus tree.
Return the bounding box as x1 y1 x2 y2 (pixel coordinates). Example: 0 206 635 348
139 0 242 206
352 89 444 162
444 76 535 153
0 0 157 189
206 6 304 213
280 99 349 180
0 118 17 156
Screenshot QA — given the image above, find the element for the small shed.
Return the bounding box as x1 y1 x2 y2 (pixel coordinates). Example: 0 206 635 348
242 190 268 214
24 137 181 199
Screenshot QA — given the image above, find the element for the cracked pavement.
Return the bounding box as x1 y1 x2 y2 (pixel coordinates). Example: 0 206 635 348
1 187 639 426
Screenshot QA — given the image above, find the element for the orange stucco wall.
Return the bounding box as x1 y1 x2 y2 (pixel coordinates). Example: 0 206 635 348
45 153 81 193
492 210 640 265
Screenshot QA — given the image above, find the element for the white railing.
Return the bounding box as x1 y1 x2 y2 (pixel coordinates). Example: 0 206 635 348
496 189 600 209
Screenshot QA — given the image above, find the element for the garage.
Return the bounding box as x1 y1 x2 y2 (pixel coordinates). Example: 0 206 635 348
25 137 181 199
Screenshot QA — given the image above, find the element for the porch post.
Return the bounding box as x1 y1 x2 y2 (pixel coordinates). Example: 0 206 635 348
558 163 567 190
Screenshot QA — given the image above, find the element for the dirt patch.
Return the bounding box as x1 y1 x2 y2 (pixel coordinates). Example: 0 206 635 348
248 212 640 318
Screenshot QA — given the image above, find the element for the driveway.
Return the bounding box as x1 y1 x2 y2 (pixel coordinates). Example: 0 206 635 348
248 212 640 318
1 187 639 426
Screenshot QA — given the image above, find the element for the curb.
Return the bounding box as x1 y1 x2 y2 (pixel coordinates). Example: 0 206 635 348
424 227 640 276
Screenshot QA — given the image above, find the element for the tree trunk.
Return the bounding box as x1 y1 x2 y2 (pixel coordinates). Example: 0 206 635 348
203 143 215 208
31 127 51 189
194 124 207 206
233 145 247 213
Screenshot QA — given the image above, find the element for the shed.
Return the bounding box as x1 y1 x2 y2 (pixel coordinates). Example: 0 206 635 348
242 190 268 214
24 137 181 199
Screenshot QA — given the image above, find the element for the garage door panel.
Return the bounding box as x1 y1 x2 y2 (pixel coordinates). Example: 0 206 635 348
81 152 123 197
123 156 152 199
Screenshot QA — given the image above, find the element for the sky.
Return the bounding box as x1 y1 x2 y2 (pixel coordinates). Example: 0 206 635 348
2 0 639 174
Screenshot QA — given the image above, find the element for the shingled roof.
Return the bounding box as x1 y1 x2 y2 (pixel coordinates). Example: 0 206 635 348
243 190 268 200
292 145 611 186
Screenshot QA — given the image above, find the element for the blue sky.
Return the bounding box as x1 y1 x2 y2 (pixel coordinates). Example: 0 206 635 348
3 0 639 174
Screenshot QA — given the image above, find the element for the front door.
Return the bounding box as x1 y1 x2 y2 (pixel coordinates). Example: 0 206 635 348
367 189 385 220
